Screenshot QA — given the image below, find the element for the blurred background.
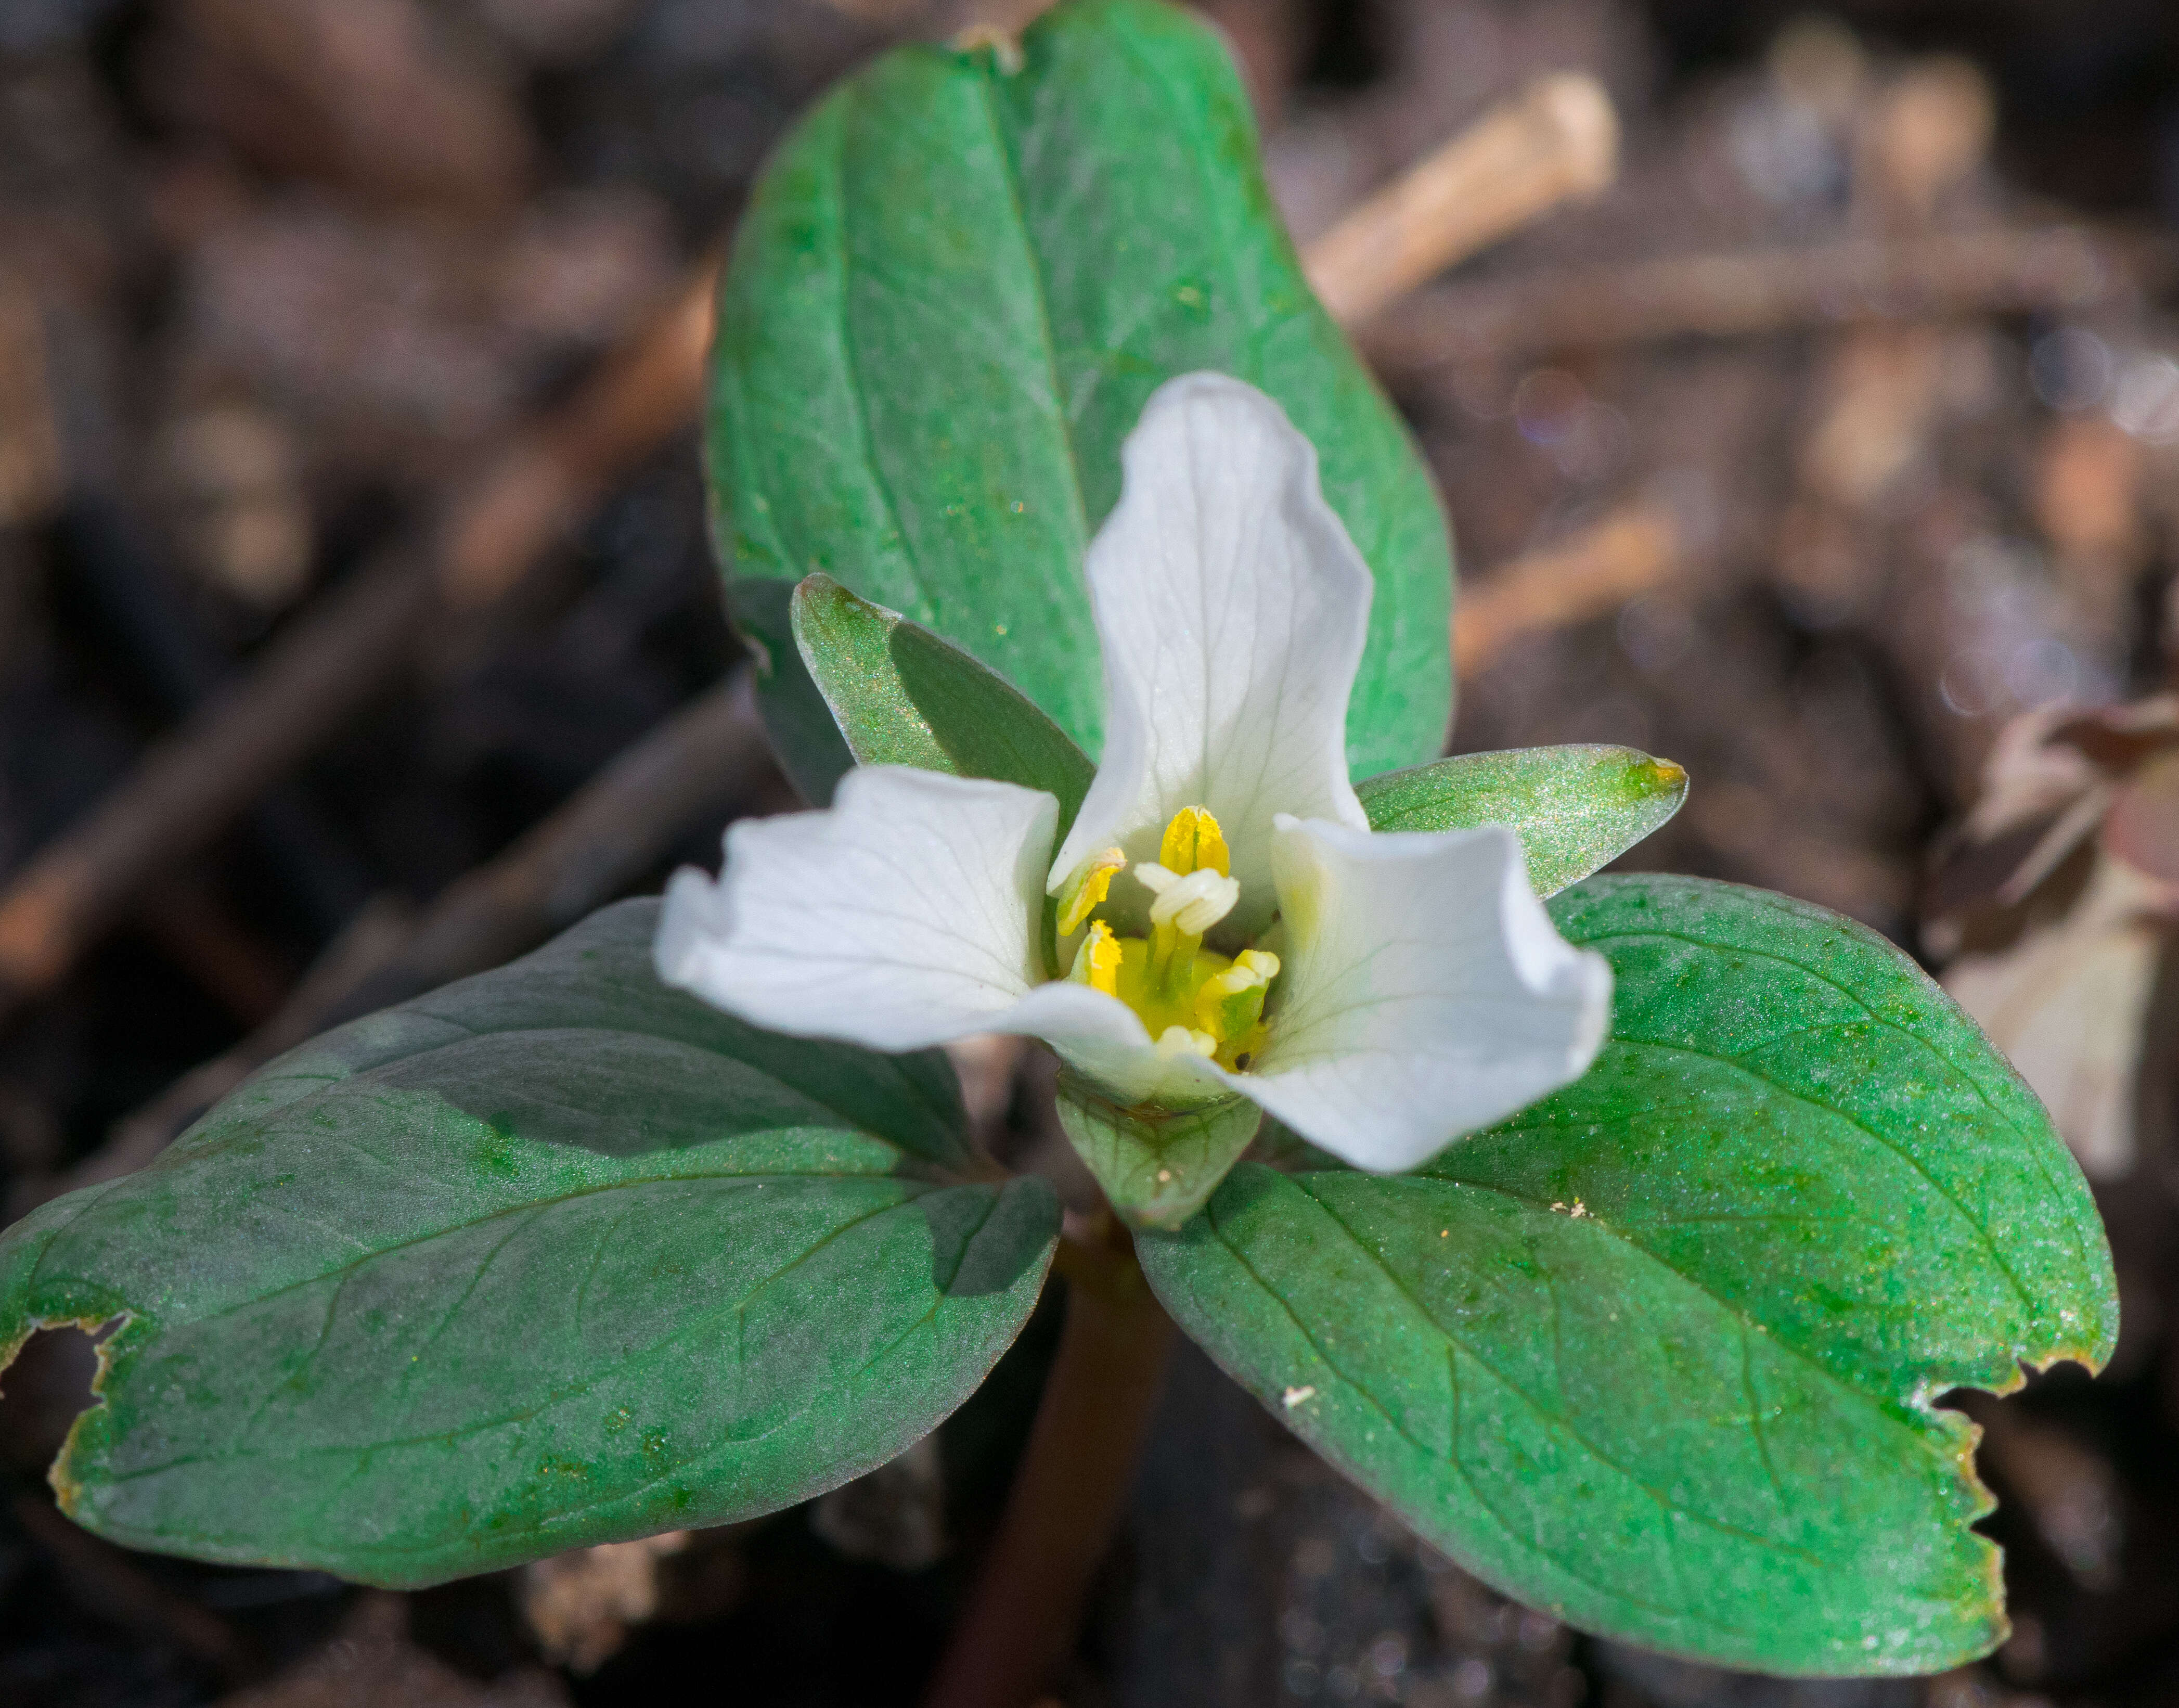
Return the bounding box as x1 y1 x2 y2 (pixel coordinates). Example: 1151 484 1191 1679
2 0 2177 1704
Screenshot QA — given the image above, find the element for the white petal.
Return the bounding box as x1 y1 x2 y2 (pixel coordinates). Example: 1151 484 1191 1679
655 762 1249 1106
1051 374 1372 937
1243 818 1613 1172
655 767 1058 1051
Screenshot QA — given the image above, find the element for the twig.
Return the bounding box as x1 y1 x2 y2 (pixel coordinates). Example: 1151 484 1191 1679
1361 225 2176 370
0 269 62 527
54 496 376 934
318 673 771 1023
919 1214 1172 1708
436 264 718 611
0 262 719 1027
17 675 774 1216
0 548 433 1019
1304 74 1618 326
135 873 296 1027
1453 500 1681 675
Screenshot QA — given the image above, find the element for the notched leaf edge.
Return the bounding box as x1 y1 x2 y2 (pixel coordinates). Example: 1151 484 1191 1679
1 1307 131 1522
1150 1167 2023 1676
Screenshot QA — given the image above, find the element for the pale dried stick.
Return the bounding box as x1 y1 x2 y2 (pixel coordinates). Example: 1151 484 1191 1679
1453 501 1680 676
1365 224 2172 370
1304 73 1619 326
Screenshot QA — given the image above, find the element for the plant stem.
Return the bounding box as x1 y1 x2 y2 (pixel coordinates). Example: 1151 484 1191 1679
920 1212 1174 1708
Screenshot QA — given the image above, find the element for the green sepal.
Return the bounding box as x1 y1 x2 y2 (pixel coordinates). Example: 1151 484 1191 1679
1054 1073 1262 1231
793 573 1097 840
1140 874 2117 1675
708 0 1453 784
731 576 856 806
1356 744 1688 896
0 902 1056 1587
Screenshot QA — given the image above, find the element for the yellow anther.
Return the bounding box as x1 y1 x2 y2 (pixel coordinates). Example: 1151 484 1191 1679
1057 847 1126 935
1069 919 1121 996
1158 806 1230 878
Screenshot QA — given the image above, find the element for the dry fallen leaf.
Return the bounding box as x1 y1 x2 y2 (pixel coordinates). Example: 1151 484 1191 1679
1945 855 2175 1180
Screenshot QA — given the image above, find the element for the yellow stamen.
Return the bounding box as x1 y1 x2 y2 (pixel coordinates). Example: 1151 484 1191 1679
1069 919 1121 995
1056 847 1126 935
1158 805 1230 878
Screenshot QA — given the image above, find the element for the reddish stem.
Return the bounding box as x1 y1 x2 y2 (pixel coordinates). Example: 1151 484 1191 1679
920 1214 1174 1708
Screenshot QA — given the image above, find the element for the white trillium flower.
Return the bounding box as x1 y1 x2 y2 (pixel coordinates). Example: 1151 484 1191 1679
656 373 1612 1172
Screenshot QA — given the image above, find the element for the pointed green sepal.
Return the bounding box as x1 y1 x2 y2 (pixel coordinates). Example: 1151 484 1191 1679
1356 744 1687 895
792 573 1095 839
1055 1073 1262 1230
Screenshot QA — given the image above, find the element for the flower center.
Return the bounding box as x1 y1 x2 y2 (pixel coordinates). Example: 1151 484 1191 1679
1056 805 1279 1071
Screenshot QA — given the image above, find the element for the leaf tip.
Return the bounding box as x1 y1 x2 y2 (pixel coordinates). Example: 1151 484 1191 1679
788 569 849 623
1641 755 1688 795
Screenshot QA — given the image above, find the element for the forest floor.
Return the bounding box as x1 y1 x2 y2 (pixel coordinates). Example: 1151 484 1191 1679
2 1 2176 1704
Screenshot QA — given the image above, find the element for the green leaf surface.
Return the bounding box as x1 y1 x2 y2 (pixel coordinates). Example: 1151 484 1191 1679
1357 745 1687 896
711 0 1452 788
793 573 1096 838
1054 1074 1261 1231
1142 875 2116 1674
0 902 1056 1587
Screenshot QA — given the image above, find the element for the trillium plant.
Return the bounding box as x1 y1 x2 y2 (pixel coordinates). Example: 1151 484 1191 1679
659 373 1613 1185
0 0 2117 1697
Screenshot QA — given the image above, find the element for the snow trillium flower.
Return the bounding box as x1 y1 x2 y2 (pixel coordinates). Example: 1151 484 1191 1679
656 374 1612 1172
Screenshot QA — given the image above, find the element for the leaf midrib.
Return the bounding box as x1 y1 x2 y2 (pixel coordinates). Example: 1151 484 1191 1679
86 1190 932 1487
1199 1192 1774 1634
99 1165 918 1340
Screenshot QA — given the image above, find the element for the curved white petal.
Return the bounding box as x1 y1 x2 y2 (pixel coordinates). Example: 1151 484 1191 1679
655 768 1236 1103
1051 373 1372 936
1243 818 1613 1172
655 767 1058 1051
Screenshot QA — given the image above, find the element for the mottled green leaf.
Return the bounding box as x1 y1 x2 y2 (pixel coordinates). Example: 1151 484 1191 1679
1054 1074 1261 1231
1142 875 2116 1674
1357 744 1686 896
711 0 1452 790
0 902 1056 1587
793 573 1095 836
